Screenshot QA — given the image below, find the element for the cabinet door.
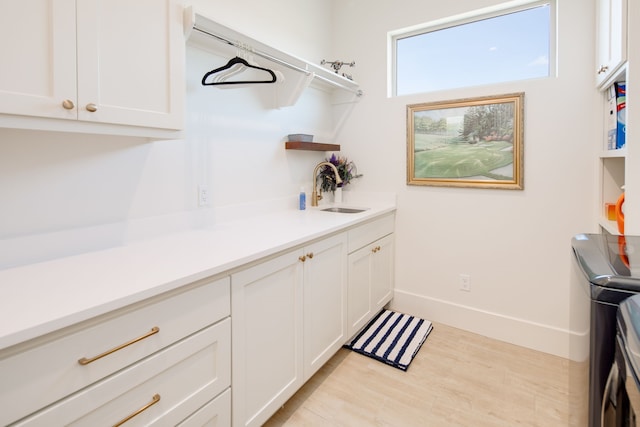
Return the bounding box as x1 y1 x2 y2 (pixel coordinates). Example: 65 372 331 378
0 0 77 119
347 244 373 339
347 234 395 339
371 234 395 312
303 233 347 380
231 250 304 427
76 0 184 129
596 0 627 86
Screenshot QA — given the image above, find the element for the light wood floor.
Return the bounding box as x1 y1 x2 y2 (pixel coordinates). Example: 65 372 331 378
264 322 575 427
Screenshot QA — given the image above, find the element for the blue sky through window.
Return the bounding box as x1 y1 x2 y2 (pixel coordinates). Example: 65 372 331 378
396 4 550 95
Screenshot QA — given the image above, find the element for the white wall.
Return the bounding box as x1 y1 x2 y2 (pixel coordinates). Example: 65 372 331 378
332 0 598 358
0 0 336 268
0 0 599 358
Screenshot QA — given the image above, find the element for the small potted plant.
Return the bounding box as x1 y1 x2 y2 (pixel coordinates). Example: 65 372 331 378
317 153 362 202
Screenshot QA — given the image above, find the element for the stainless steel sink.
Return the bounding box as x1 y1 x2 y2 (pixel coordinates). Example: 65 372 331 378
321 207 367 213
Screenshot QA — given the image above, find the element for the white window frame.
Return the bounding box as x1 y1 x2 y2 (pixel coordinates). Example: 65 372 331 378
388 0 557 97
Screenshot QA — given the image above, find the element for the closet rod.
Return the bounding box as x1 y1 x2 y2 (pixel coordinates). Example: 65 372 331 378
191 26 363 97
192 27 306 74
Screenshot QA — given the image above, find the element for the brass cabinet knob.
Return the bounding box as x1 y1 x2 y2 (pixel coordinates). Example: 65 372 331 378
62 99 75 110
306 252 314 259
86 103 98 112
299 255 306 262
597 65 609 75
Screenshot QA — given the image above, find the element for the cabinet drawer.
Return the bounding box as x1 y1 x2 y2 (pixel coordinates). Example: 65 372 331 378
177 389 231 427
348 213 395 253
12 319 231 426
1 276 230 427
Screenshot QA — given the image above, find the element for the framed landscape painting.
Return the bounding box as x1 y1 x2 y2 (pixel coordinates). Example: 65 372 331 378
407 93 524 189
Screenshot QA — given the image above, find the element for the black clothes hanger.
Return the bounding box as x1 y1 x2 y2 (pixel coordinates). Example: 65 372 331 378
202 56 277 86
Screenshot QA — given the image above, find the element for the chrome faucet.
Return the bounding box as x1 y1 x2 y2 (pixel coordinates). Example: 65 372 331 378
312 161 342 207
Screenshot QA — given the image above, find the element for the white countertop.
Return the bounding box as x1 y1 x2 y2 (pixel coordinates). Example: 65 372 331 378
0 195 395 351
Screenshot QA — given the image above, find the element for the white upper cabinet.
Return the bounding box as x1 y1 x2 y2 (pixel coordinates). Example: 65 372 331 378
76 0 184 130
596 0 628 88
0 0 185 136
0 0 77 120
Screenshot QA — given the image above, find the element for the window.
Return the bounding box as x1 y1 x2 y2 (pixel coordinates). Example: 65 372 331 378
393 2 553 96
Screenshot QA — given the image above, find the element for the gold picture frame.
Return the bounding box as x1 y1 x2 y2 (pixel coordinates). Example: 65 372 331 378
407 92 524 189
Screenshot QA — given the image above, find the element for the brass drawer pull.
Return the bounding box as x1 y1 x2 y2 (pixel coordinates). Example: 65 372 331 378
62 99 74 110
113 394 160 427
78 326 160 365
86 103 98 112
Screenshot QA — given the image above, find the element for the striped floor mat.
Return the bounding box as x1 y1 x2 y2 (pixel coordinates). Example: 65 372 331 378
345 309 433 371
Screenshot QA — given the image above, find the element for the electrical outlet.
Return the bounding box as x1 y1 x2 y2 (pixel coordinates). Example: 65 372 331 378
459 274 471 292
198 185 210 207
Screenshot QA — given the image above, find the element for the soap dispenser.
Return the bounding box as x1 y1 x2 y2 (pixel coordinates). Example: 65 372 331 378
299 187 306 210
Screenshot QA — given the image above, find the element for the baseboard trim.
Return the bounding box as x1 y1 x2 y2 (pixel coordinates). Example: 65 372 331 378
390 289 584 360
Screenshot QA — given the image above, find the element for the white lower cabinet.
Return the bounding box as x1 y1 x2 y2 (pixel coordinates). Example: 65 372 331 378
1 213 395 427
347 214 395 339
2 276 231 427
302 234 348 379
13 321 231 426
177 389 232 427
231 250 304 427
231 233 347 427
371 234 395 310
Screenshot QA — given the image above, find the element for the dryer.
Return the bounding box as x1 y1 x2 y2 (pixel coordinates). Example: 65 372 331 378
602 293 640 426
572 234 640 427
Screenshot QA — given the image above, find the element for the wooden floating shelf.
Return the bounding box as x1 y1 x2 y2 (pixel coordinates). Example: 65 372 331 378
285 141 340 151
